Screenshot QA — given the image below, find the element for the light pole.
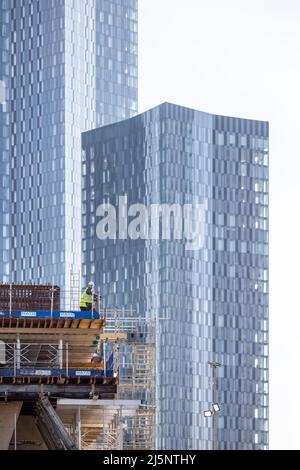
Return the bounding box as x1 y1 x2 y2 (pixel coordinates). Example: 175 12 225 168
204 360 221 450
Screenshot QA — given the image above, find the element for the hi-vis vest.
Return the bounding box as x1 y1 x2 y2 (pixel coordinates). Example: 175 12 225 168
80 288 93 308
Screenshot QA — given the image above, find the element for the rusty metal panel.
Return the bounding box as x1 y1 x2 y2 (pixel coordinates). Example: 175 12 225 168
0 285 60 311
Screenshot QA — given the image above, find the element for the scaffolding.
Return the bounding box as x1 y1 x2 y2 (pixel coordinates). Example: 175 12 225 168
0 285 156 450
55 309 156 450
100 309 156 450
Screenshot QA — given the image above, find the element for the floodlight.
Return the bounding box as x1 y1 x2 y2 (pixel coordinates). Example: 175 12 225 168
204 410 213 418
208 360 221 368
212 403 220 412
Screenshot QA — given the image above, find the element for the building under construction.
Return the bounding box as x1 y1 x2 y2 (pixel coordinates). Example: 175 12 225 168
0 284 156 450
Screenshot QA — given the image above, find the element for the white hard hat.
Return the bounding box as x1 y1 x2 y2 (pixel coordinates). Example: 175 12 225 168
88 281 94 287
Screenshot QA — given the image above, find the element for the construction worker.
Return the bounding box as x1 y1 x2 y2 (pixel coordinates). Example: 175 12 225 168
80 281 98 311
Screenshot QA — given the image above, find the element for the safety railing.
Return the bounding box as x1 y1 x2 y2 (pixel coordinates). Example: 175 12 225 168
0 284 102 317
0 341 113 378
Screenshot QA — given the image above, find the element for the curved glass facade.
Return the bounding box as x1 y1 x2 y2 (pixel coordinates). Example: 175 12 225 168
0 0 138 287
82 102 269 450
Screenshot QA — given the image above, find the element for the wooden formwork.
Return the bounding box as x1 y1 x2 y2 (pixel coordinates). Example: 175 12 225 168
0 284 60 311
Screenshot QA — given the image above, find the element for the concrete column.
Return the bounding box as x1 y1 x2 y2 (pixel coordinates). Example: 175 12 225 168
0 340 5 365
0 402 22 450
76 408 81 450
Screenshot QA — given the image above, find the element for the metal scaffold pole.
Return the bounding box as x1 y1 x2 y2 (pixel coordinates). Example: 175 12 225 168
50 285 54 318
9 283 12 317
16 336 20 370
76 408 81 450
208 360 221 451
58 339 63 369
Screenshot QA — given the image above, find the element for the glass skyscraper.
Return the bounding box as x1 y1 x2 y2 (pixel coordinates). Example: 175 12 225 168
0 4 10 282
0 0 138 286
82 102 269 450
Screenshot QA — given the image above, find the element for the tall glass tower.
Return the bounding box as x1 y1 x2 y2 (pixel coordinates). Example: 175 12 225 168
0 5 11 283
82 102 269 450
0 0 138 287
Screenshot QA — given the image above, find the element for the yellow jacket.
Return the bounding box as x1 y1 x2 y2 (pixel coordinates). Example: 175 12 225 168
80 288 93 308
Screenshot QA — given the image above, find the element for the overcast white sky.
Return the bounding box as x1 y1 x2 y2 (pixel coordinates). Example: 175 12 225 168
139 0 300 450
